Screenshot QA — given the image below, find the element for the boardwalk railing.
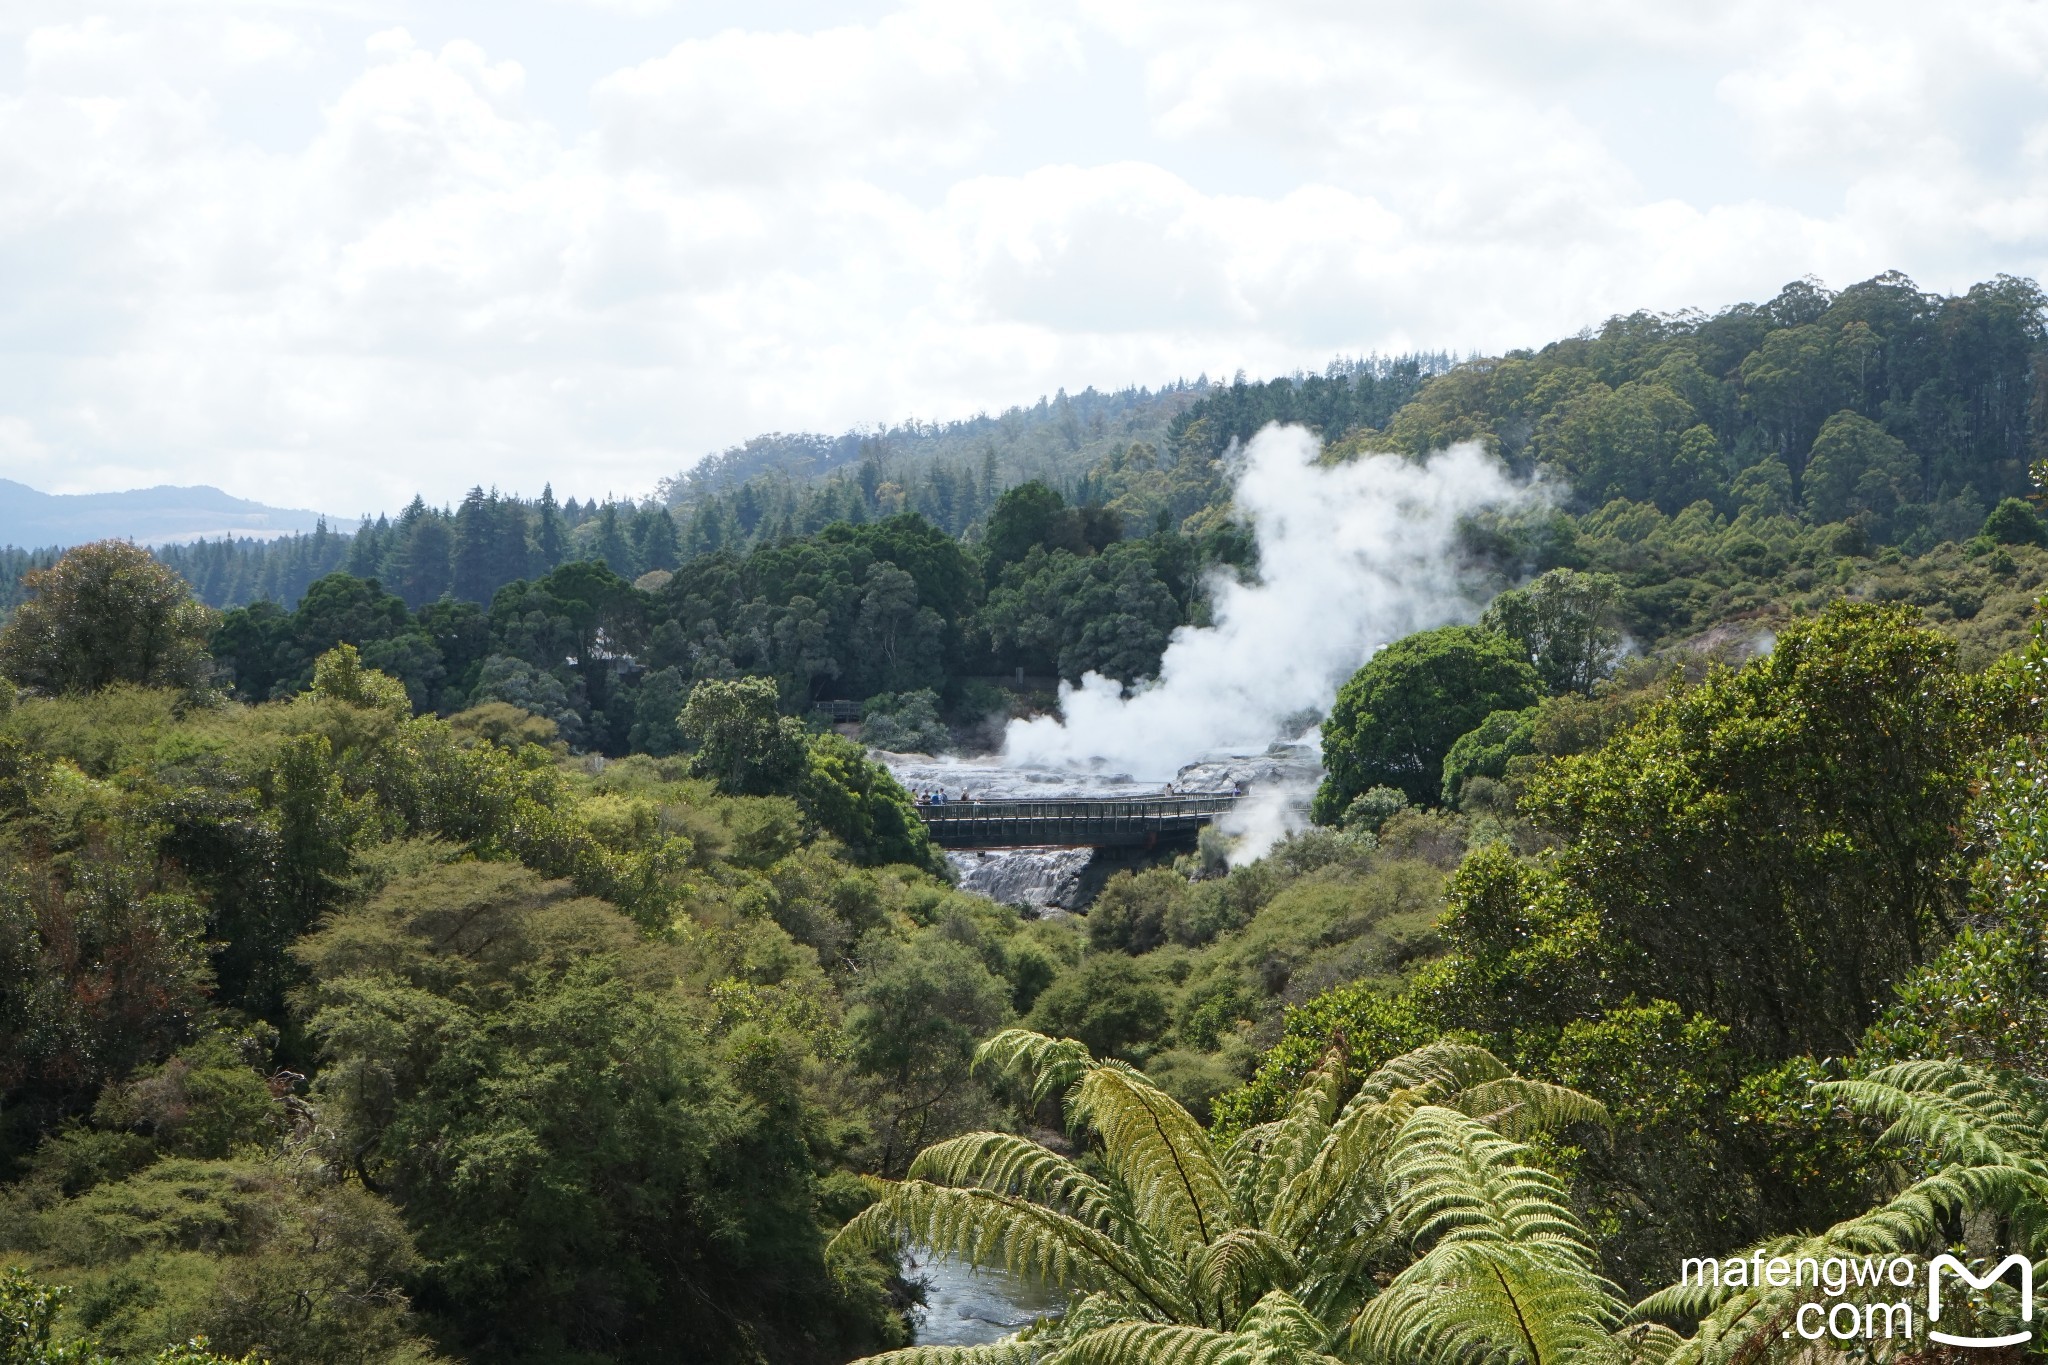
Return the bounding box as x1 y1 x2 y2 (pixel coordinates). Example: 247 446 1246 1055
915 794 1239 850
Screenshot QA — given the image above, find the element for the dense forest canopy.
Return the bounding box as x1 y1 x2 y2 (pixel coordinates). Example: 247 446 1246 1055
6 273 2048 1365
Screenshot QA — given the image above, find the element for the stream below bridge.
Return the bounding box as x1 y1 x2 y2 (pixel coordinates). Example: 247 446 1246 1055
881 742 1324 908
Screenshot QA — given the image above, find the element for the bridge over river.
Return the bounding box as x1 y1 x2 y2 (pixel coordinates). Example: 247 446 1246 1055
914 794 1239 850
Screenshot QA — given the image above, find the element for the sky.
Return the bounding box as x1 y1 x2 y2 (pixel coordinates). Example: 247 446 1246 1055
4 1 2048 516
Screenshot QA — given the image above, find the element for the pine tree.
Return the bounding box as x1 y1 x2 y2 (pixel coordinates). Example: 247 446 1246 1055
398 509 453 606
593 502 634 576
631 504 680 574
347 515 387 579
859 454 884 509
452 486 493 602
491 491 531 590
536 484 566 573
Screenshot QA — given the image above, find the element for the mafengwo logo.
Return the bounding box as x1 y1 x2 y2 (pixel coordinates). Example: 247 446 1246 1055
1929 1254 2033 1349
1678 1252 2034 1346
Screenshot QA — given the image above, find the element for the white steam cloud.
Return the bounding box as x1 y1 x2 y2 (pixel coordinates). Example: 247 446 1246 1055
1214 772 1317 866
1001 425 1539 788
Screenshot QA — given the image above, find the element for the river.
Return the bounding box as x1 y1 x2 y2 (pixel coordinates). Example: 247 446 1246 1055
903 1250 1066 1345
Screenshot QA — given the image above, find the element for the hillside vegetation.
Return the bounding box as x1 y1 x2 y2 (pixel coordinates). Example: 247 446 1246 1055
5 273 2048 1365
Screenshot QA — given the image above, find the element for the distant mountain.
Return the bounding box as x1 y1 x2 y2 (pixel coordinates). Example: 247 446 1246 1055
0 479 357 550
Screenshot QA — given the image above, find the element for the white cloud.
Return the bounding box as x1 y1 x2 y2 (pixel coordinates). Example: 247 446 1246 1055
591 2 1072 184
1 0 2047 513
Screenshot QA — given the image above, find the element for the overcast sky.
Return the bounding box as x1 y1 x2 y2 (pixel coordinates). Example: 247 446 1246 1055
5 0 2048 515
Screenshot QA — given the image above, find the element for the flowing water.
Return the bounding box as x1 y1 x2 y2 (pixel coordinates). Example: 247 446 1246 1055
948 845 1097 912
904 1250 1066 1345
882 740 1325 880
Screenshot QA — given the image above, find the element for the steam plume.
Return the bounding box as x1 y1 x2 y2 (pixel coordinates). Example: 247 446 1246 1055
1000 425 1538 782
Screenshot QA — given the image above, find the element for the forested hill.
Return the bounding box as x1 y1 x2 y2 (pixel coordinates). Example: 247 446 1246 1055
1 270 2041 752
13 277 2048 1365
7 270 2036 621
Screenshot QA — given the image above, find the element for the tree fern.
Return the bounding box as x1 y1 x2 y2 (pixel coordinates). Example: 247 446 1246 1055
1047 1291 1343 1365
1820 1061 2048 1180
856 1343 1045 1365
1385 1106 1602 1259
838 1032 1617 1363
1355 1242 1626 1365
1634 1059 2048 1364
1348 1107 1631 1365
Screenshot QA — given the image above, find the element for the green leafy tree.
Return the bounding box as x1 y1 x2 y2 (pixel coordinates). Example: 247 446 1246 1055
851 565 946 697
625 665 688 755
798 732 946 873
15 1160 432 1365
1801 409 1917 525
1981 495 2048 547
835 1033 1628 1365
296 858 897 1363
984 483 1078 576
0 543 217 697
1528 379 1712 512
1023 957 1171 1061
980 545 1186 685
1727 458 1792 518
846 932 1015 1175
1517 601 1992 1055
1738 322 1844 483
1 1270 259 1365
861 690 950 753
1313 626 1540 818
308 644 410 716
1439 708 1537 807
679 676 809 796
1480 569 1624 696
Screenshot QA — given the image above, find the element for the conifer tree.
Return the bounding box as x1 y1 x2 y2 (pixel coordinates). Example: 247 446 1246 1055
536 483 567 572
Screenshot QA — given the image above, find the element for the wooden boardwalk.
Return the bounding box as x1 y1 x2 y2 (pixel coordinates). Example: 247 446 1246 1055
915 794 1239 849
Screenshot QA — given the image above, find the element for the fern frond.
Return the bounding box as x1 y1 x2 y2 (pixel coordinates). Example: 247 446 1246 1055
1260 1048 1347 1196
1220 1048 1349 1235
854 1344 1044 1365
1045 1322 1244 1365
1386 1106 1599 1262
1613 1321 1685 1365
1071 1064 1235 1249
1452 1077 1611 1142
1267 1096 1403 1244
832 1180 1194 1322
1352 1240 1623 1365
1220 1120 1283 1220
975 1029 1097 1107
1186 1227 1300 1317
1235 1287 1342 1358
1630 1166 1984 1363
1048 1291 1341 1365
912 1132 1120 1230
1346 1042 1511 1113
1820 1061 2048 1175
